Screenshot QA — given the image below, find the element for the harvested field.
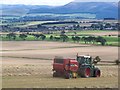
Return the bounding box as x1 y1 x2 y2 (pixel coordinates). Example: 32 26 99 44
1 41 118 88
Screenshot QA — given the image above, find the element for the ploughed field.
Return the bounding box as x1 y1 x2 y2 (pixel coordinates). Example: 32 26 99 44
1 41 118 88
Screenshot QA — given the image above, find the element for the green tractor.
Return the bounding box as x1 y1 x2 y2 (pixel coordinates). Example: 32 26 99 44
76 54 101 78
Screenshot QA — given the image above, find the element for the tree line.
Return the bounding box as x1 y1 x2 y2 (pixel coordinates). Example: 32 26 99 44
5 33 107 46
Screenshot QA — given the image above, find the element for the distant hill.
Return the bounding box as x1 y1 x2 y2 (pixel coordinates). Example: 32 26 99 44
28 2 118 19
1 4 53 16
1 4 29 15
1 2 118 19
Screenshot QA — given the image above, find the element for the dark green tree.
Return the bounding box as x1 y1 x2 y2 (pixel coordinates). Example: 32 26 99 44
104 23 111 28
100 39 107 46
50 35 53 40
40 34 46 40
33 34 41 40
60 35 69 42
72 36 76 42
96 36 107 46
19 34 27 40
72 36 80 43
7 33 16 40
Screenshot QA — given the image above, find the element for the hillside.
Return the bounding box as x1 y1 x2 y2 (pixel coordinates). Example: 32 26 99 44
28 2 118 19
1 2 118 19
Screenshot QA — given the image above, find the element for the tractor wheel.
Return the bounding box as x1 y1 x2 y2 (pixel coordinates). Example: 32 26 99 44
80 67 91 78
94 68 101 77
84 68 91 78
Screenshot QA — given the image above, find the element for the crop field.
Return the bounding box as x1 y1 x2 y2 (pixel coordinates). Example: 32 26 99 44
1 41 118 88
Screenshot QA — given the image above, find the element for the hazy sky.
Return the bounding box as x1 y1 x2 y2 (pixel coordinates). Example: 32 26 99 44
0 0 119 6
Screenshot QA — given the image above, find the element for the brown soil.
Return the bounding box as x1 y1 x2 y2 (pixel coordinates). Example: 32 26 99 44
1 41 118 88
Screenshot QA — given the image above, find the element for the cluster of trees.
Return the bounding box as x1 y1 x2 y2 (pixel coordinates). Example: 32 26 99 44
72 36 81 42
30 34 46 40
51 35 69 42
6 33 16 40
5 33 107 46
6 33 28 40
82 36 107 45
19 34 27 40
73 36 107 46
6 33 46 41
49 35 107 46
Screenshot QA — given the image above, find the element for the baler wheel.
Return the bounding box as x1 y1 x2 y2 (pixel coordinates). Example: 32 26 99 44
65 72 72 79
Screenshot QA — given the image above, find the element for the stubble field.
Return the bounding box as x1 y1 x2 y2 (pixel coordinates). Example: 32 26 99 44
1 41 118 88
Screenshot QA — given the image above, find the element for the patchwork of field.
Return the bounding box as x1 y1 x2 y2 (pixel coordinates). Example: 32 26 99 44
1 41 118 88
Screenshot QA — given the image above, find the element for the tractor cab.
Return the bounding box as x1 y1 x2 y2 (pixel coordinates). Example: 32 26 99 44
76 55 92 66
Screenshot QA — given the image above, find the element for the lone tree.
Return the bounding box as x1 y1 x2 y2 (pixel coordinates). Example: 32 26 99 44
19 34 27 40
49 35 53 40
100 39 107 46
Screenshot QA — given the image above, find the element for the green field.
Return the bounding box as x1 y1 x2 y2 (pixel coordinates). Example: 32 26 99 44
0 30 119 46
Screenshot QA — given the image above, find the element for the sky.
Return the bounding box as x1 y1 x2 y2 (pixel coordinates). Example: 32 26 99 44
0 0 119 6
